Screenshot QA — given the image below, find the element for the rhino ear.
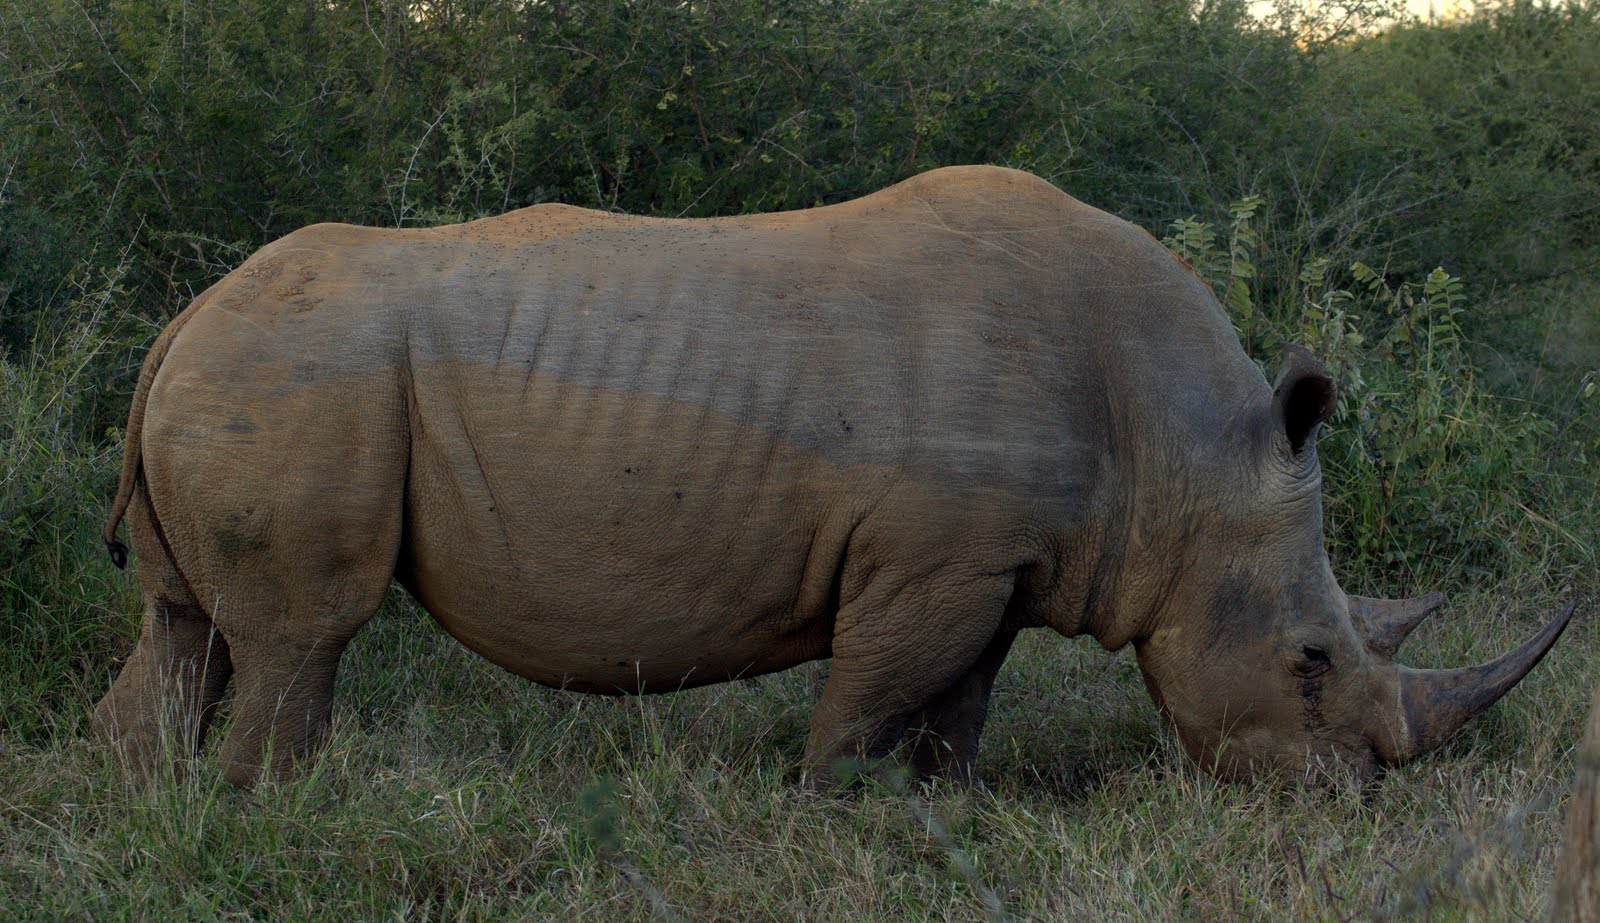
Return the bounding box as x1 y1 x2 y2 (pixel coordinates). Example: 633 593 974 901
1272 345 1337 454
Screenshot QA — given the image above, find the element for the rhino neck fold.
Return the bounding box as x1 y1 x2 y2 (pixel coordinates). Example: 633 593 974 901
1029 473 1165 652
1066 406 1237 653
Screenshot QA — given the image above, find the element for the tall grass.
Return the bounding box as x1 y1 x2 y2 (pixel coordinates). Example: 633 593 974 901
1 255 142 740
2 593 1592 919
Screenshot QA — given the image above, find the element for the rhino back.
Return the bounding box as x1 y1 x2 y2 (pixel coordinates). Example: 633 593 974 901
400 167 1250 488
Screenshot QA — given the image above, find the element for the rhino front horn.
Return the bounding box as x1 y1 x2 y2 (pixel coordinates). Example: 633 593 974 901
1389 601 1576 764
1349 591 1445 657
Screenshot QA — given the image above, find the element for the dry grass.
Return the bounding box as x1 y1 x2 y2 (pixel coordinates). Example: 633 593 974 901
2 582 1593 921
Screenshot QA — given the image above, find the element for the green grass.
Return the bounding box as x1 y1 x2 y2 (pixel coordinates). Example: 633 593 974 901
3 569 1595 920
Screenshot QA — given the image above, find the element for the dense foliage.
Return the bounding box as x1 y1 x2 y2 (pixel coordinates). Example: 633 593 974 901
2 0 1596 718
6 1 1597 344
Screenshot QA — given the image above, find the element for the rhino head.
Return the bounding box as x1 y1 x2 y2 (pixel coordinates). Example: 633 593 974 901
1125 347 1573 782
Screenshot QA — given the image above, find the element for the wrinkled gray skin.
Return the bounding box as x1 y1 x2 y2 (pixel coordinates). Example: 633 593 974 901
93 166 1571 789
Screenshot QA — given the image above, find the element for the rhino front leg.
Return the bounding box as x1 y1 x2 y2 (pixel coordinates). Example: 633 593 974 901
801 564 1017 790
906 628 1017 785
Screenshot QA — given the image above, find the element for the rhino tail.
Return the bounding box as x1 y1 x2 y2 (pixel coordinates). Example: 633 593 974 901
103 292 213 569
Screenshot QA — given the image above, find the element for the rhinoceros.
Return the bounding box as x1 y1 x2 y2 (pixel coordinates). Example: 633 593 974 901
94 165 1572 788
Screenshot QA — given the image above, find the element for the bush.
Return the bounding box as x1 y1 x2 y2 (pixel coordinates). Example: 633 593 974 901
0 255 141 738
1164 196 1592 582
8 1 1593 348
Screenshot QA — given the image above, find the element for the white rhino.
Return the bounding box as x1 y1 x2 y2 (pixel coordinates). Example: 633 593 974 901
94 166 1572 788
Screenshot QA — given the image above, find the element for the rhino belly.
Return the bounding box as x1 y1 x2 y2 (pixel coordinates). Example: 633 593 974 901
395 369 855 693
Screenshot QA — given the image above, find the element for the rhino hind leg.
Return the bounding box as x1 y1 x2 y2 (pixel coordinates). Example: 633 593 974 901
801 562 1016 790
207 535 399 788
93 487 234 778
207 507 401 789
906 628 1018 785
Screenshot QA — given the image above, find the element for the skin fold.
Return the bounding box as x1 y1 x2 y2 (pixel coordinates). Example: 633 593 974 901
91 166 1570 789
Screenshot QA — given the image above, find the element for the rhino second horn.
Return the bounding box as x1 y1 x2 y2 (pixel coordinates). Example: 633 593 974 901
1350 591 1445 657
1391 601 1576 764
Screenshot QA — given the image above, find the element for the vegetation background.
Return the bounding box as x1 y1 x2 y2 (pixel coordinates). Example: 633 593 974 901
2 0 1597 917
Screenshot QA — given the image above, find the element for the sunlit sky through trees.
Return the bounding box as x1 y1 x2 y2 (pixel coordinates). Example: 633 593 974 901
1249 0 1480 22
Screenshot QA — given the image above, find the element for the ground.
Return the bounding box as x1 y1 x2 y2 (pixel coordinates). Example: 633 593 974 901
2 580 1591 920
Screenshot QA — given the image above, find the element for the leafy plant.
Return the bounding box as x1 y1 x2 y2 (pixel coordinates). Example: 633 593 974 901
1164 199 1581 581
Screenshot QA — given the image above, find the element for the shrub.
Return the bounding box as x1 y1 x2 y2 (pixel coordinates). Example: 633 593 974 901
1164 198 1587 582
0 255 140 738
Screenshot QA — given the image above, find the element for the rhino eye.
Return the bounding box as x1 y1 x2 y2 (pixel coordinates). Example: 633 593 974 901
1292 646 1333 678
